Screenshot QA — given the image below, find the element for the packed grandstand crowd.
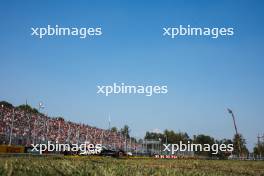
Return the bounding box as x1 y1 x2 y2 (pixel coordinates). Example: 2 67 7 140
0 101 134 150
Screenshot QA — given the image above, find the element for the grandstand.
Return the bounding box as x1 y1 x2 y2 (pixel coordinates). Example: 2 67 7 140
0 101 138 153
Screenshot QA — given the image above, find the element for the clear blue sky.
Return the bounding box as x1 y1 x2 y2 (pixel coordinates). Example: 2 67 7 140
0 0 264 150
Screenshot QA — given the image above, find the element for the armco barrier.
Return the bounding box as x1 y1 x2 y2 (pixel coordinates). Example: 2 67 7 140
0 145 25 153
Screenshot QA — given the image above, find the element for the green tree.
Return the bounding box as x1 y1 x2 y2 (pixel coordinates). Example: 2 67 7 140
144 131 164 141
233 133 248 157
193 134 215 156
120 125 130 138
253 142 264 157
17 104 39 114
163 129 190 144
110 126 118 133
130 137 137 143
0 101 13 108
216 138 233 159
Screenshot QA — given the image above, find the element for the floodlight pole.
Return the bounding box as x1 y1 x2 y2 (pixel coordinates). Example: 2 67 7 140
108 114 111 130
229 110 238 135
46 116 49 142
165 135 168 155
38 101 45 143
228 108 241 157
